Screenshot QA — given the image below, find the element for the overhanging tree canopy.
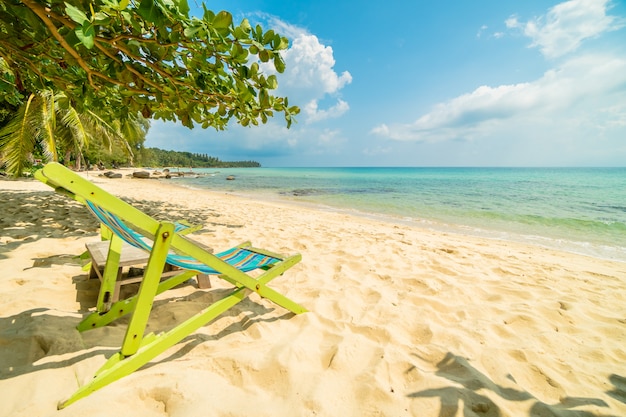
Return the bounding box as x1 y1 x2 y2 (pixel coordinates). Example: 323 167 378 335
0 0 299 130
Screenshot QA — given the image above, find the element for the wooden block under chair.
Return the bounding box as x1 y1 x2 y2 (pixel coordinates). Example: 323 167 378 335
86 240 212 302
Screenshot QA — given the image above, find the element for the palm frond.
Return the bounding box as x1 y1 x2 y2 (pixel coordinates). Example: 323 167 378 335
1 89 149 173
39 89 58 161
83 109 120 152
83 109 139 163
0 94 38 176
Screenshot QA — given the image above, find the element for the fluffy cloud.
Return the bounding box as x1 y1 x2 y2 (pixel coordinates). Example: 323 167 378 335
506 0 624 58
258 16 352 124
278 34 352 123
303 99 349 124
371 55 626 142
372 0 626 143
281 35 352 93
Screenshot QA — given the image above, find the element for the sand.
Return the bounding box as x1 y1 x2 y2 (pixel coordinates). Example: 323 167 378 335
1 170 625 417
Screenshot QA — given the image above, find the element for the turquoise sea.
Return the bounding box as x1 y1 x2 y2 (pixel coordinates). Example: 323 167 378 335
166 167 626 262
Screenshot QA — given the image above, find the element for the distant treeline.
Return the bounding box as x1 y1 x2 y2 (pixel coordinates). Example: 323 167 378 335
138 147 261 168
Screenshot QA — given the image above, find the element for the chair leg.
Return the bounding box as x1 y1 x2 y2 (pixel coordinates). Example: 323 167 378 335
254 283 308 315
58 285 251 409
76 270 198 331
120 222 175 357
244 254 308 314
96 235 123 312
87 262 98 279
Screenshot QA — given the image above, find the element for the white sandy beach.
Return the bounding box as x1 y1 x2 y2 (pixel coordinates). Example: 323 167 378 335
1 170 625 417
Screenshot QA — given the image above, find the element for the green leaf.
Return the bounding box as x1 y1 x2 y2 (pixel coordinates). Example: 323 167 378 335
274 54 285 73
184 24 202 38
254 25 263 41
63 29 81 48
266 75 278 90
120 10 132 23
64 2 89 24
233 27 247 40
212 11 232 30
275 35 289 50
239 18 252 34
76 21 96 49
104 0 131 11
138 0 162 23
262 30 275 45
259 89 269 107
202 5 215 21
175 0 190 15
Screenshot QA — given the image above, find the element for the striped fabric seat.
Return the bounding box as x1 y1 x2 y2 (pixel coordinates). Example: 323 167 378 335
85 201 280 274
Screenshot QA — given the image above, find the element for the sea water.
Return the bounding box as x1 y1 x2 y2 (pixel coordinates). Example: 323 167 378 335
166 167 626 262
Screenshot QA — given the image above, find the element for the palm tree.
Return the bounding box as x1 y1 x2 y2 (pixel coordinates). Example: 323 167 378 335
0 89 148 176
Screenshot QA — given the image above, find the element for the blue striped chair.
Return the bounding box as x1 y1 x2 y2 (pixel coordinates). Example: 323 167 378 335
35 162 306 409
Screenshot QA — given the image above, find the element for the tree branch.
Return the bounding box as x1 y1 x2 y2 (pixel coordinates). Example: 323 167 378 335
20 0 97 86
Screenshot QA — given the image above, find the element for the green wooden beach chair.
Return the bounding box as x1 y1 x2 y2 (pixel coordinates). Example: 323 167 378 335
35 162 307 409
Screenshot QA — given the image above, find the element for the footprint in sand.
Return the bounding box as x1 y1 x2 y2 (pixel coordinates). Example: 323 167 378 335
320 333 343 369
140 386 185 413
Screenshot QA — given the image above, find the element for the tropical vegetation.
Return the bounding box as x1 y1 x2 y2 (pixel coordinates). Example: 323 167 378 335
0 0 298 176
0 87 149 176
138 148 260 168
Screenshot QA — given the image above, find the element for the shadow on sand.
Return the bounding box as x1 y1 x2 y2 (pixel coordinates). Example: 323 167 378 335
0 280 289 382
607 374 626 405
0 191 99 259
408 352 618 417
0 189 228 260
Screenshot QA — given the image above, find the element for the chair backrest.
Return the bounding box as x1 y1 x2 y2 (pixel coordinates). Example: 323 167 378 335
37 162 281 275
85 200 153 252
86 198 279 274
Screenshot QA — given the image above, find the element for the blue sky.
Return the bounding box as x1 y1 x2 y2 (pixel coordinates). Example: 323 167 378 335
145 0 626 167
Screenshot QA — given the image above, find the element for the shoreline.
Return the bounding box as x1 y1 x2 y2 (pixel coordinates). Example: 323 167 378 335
8 168 625 263
1 172 626 416
157 172 626 265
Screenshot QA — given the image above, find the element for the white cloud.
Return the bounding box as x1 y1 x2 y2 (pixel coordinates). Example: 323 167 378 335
478 24 506 40
303 99 349 123
276 34 352 125
505 16 520 29
257 19 352 124
318 128 341 144
371 0 626 147
281 35 352 93
507 0 624 58
370 54 626 142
